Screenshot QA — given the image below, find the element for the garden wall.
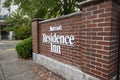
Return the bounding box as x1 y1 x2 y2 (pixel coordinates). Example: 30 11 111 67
32 0 120 80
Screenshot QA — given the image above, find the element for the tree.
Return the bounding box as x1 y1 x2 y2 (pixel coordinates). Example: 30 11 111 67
4 0 83 19
3 10 31 39
3 0 84 39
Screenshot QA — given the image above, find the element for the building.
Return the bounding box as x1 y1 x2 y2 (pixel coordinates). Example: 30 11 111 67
0 0 17 40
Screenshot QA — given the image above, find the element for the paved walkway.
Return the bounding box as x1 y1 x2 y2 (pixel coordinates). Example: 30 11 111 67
0 41 42 80
0 40 64 80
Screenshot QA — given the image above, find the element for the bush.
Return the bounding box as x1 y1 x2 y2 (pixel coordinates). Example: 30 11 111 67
15 37 32 59
14 25 31 40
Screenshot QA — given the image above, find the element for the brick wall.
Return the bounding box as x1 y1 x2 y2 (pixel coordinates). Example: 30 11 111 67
40 15 82 67
32 18 43 53
32 0 120 80
81 0 119 80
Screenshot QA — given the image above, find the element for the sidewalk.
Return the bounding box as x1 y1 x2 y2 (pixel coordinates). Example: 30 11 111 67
0 41 64 80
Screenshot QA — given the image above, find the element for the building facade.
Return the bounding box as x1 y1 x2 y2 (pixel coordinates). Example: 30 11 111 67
0 0 17 40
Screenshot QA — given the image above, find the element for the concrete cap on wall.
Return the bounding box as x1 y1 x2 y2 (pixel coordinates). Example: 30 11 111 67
78 0 120 6
32 18 44 22
39 12 82 24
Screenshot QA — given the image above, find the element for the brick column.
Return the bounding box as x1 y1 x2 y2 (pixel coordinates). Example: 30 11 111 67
0 27 1 40
80 0 120 80
32 18 43 54
112 1 120 80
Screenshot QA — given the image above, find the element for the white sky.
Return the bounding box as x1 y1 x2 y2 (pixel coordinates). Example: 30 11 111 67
0 0 18 17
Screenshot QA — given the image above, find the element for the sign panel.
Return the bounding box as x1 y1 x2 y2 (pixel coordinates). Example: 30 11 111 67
42 25 75 54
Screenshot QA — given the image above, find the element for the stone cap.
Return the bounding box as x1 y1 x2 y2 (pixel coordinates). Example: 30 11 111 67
32 18 44 22
39 11 82 24
78 0 120 6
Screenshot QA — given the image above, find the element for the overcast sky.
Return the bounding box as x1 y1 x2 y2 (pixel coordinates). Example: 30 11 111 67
0 0 18 17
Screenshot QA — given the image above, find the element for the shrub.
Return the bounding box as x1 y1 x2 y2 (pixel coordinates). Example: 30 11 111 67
15 37 32 59
14 25 31 40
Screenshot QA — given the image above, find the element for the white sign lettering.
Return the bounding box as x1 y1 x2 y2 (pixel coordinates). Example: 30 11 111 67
43 25 75 54
50 25 62 31
43 33 74 46
51 43 61 54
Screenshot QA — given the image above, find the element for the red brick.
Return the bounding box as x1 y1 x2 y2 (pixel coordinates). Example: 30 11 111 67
92 36 103 40
97 41 111 45
87 23 97 27
105 8 112 12
92 45 102 49
96 67 109 73
93 9 104 14
97 50 110 55
97 58 109 64
86 64 95 69
99 1 112 9
87 15 97 20
104 27 111 31
98 23 111 27
92 18 104 23
87 6 98 11
91 69 101 76
86 48 96 53
91 53 102 58
104 37 116 41
92 28 103 31
86 55 95 59
97 32 111 36
98 13 112 18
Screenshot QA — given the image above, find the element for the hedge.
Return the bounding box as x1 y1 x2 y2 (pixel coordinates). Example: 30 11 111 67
15 37 32 59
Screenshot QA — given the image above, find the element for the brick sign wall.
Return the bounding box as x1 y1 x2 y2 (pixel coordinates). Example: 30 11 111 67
32 0 120 80
40 14 82 67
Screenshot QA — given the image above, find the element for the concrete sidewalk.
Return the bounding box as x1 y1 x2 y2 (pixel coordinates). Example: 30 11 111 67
0 49 41 80
0 41 64 80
